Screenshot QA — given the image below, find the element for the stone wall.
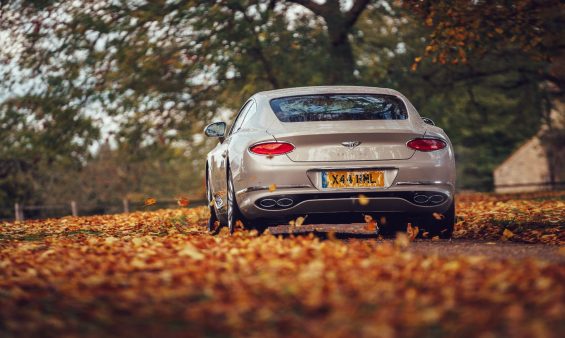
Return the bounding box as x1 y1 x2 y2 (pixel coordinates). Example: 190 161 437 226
493 101 564 193
493 137 551 193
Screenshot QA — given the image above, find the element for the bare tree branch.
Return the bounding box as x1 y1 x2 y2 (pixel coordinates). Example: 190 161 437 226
285 0 327 17
345 0 371 27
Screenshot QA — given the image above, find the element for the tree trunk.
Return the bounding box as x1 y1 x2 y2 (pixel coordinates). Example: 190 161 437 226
287 0 370 84
326 20 356 84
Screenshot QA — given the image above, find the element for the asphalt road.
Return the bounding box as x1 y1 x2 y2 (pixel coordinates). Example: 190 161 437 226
268 223 565 263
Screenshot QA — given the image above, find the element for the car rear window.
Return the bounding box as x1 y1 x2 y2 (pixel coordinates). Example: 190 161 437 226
269 94 408 122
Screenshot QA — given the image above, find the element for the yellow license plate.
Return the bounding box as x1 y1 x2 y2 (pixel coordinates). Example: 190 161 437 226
322 170 385 189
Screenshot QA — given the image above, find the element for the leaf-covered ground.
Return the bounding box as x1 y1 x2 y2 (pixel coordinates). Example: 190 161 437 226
0 193 564 337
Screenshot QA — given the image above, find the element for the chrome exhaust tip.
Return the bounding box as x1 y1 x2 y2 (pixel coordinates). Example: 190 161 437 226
413 194 445 205
430 195 445 204
276 198 294 207
259 199 277 208
413 195 429 204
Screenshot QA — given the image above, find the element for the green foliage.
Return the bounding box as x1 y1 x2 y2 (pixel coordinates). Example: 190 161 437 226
355 3 549 190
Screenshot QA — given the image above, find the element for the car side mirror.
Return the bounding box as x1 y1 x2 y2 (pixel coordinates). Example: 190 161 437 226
422 117 435 126
204 122 226 142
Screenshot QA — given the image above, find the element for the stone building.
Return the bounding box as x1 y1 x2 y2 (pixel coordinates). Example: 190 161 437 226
493 102 564 193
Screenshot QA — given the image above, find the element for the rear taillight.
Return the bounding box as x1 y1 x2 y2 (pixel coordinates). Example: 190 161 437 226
407 138 447 152
249 142 295 155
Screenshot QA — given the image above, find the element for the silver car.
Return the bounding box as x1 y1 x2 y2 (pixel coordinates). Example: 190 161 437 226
204 86 456 237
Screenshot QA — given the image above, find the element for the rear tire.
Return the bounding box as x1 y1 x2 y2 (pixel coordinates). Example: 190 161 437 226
227 172 247 235
206 175 219 233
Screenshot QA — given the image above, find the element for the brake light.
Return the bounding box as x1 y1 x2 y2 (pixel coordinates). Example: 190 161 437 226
407 138 447 152
249 142 295 155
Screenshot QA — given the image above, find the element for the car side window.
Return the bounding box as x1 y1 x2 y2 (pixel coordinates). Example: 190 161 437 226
229 100 255 136
237 101 256 132
228 101 252 136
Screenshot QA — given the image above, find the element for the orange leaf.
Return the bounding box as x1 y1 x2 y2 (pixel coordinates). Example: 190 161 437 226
177 197 190 207
358 194 369 206
502 228 514 239
144 198 157 206
407 223 419 241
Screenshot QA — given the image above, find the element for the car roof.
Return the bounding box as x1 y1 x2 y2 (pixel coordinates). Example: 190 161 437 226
255 86 404 99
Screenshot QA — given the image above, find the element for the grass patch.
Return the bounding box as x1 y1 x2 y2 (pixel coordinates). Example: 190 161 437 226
64 229 101 236
0 229 101 242
17 233 49 241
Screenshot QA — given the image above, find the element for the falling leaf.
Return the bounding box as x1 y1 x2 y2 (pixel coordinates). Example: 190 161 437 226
363 215 377 231
295 216 305 227
407 223 419 241
380 216 387 225
177 197 190 207
433 212 445 220
358 194 369 206
502 229 514 239
268 184 277 192
144 198 157 207
431 236 440 241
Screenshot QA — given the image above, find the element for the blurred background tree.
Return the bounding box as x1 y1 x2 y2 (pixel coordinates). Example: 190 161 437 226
0 0 563 218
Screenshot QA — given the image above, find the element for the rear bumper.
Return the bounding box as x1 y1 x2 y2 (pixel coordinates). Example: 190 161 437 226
237 184 453 220
231 145 455 221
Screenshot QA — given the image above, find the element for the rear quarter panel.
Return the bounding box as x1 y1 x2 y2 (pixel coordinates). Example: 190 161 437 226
228 129 276 187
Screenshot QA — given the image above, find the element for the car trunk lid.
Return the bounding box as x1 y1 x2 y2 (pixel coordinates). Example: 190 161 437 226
267 120 423 162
